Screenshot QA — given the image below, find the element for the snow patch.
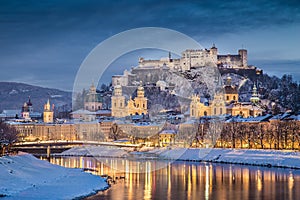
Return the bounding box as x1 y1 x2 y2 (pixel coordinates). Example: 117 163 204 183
0 153 108 199
8 90 18 95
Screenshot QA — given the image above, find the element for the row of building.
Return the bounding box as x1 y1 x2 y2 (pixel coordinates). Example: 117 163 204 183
109 76 264 120
1 90 299 149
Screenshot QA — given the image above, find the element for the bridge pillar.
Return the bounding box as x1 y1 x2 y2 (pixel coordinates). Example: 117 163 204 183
47 145 51 160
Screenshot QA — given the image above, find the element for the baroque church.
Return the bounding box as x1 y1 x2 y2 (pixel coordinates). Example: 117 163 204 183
190 77 264 118
111 82 147 118
84 82 103 112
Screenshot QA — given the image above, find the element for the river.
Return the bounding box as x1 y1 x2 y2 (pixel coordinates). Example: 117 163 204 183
45 156 300 200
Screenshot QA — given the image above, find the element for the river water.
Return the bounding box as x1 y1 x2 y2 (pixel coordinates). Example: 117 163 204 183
46 156 300 200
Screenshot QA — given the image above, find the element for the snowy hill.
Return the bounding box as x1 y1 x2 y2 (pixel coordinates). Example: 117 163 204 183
0 82 71 113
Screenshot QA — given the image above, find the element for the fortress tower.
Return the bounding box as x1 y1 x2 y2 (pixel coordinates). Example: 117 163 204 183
238 49 247 67
210 44 218 63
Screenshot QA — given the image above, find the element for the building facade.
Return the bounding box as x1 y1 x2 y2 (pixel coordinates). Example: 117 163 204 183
190 77 263 118
111 83 148 118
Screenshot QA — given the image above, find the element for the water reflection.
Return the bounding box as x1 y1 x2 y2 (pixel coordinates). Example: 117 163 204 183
44 157 300 200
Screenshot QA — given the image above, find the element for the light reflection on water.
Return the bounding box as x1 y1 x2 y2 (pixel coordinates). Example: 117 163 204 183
45 157 300 200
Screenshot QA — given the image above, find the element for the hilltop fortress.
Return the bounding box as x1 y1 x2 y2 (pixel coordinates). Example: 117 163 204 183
112 45 256 87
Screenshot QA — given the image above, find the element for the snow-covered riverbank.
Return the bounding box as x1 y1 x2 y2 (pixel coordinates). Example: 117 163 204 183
58 146 300 169
149 148 300 169
0 153 109 199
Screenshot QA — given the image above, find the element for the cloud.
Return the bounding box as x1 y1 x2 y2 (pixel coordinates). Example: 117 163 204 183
0 0 299 90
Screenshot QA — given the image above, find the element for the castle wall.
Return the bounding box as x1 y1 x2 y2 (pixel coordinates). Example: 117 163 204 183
136 47 247 73
181 49 217 69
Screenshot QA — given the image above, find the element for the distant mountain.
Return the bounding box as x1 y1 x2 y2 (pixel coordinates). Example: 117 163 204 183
0 82 72 113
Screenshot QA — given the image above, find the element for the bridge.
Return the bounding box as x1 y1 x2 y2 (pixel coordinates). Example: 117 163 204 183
12 140 142 155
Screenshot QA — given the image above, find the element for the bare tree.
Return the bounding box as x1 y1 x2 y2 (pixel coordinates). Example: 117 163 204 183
288 121 298 150
0 122 18 156
236 123 246 148
271 120 283 150
109 123 127 141
204 118 223 148
265 123 275 149
228 119 239 148
256 123 266 149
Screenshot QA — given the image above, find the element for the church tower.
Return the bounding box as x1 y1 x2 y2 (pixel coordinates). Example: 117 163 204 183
21 102 30 119
131 82 147 115
27 96 33 112
211 93 226 116
21 97 33 120
190 95 201 118
111 83 126 117
250 84 260 104
224 77 239 105
43 99 54 123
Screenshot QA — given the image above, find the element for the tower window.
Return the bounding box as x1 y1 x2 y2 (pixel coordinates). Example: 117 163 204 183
233 96 236 101
226 96 229 101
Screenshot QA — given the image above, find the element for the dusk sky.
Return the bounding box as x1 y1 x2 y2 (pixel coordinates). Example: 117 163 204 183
1 0 300 91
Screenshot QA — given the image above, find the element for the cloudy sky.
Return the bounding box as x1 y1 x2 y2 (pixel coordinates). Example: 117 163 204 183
1 0 300 91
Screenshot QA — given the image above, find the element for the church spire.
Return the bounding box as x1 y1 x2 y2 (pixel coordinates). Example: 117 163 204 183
43 99 54 123
250 84 260 104
44 99 51 111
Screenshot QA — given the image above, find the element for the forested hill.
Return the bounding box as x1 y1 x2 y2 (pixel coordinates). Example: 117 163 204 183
0 82 71 113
